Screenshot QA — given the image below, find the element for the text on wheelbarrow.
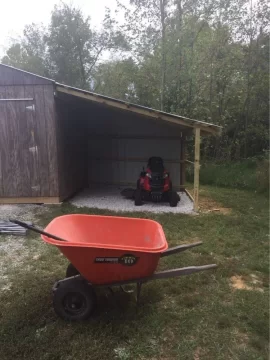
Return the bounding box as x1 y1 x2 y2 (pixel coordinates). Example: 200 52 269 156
94 254 138 266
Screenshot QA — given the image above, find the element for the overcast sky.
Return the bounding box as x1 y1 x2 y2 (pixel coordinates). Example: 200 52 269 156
0 0 126 57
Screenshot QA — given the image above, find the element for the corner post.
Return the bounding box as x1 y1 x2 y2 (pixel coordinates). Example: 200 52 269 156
194 127 201 211
180 133 186 191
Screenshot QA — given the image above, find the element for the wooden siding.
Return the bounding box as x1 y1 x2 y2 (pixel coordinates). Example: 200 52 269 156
0 66 58 198
55 99 88 199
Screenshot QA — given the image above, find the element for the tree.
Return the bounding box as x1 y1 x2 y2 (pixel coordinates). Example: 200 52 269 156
117 0 174 110
93 57 138 101
2 3 129 89
45 4 94 88
2 24 49 76
47 4 130 88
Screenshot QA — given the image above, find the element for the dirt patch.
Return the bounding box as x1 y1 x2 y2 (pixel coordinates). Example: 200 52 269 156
199 195 231 214
230 275 264 292
234 329 249 345
161 327 176 342
185 187 231 214
193 347 208 360
232 329 250 350
193 347 201 360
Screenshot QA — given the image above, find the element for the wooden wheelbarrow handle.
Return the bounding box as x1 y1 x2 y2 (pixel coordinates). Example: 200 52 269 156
161 241 202 257
9 219 68 242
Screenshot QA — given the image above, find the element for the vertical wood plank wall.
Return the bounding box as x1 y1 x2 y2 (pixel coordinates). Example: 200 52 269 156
0 65 59 199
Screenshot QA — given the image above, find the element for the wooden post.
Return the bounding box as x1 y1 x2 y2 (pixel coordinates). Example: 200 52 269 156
180 134 186 190
193 127 200 211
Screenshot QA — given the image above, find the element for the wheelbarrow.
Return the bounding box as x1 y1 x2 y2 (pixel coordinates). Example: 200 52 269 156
11 215 217 321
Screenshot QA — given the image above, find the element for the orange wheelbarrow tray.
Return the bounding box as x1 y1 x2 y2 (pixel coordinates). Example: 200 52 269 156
11 215 217 321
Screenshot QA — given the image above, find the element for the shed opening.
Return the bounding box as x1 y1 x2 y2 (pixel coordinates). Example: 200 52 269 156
0 64 222 210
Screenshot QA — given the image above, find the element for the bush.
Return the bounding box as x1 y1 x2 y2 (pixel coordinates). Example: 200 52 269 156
186 157 269 193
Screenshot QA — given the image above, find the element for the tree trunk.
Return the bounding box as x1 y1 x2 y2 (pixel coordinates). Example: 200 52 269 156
210 58 213 120
244 0 254 158
78 51 87 89
188 40 194 116
160 0 166 111
176 0 182 107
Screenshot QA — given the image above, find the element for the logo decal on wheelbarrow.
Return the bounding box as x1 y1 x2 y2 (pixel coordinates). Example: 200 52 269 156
95 254 138 266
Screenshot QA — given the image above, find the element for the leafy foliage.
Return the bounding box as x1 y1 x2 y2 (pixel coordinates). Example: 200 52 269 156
2 24 49 76
2 4 128 89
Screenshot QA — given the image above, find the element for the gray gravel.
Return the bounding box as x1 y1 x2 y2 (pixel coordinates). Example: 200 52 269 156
69 186 194 214
0 204 48 222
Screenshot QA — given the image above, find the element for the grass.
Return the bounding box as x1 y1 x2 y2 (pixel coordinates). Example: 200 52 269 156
0 185 269 360
186 157 269 193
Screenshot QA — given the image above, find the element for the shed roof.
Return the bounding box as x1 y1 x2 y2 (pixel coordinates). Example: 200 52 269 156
0 63 222 135
56 84 222 136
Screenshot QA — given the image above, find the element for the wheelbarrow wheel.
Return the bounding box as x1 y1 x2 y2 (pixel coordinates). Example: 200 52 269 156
66 263 80 278
53 278 96 321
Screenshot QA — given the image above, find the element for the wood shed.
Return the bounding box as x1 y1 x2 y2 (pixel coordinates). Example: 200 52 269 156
0 64 221 210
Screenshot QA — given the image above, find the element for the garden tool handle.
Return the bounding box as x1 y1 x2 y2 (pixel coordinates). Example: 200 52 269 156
9 219 68 242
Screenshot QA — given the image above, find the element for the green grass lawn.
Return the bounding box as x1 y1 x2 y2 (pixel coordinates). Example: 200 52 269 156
0 186 269 360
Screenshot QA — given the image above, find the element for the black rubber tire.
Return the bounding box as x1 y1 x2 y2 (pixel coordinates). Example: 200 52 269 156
169 191 179 207
66 263 80 278
53 279 96 321
134 189 143 206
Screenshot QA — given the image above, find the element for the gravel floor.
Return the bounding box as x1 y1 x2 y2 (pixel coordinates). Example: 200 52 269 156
69 186 194 214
